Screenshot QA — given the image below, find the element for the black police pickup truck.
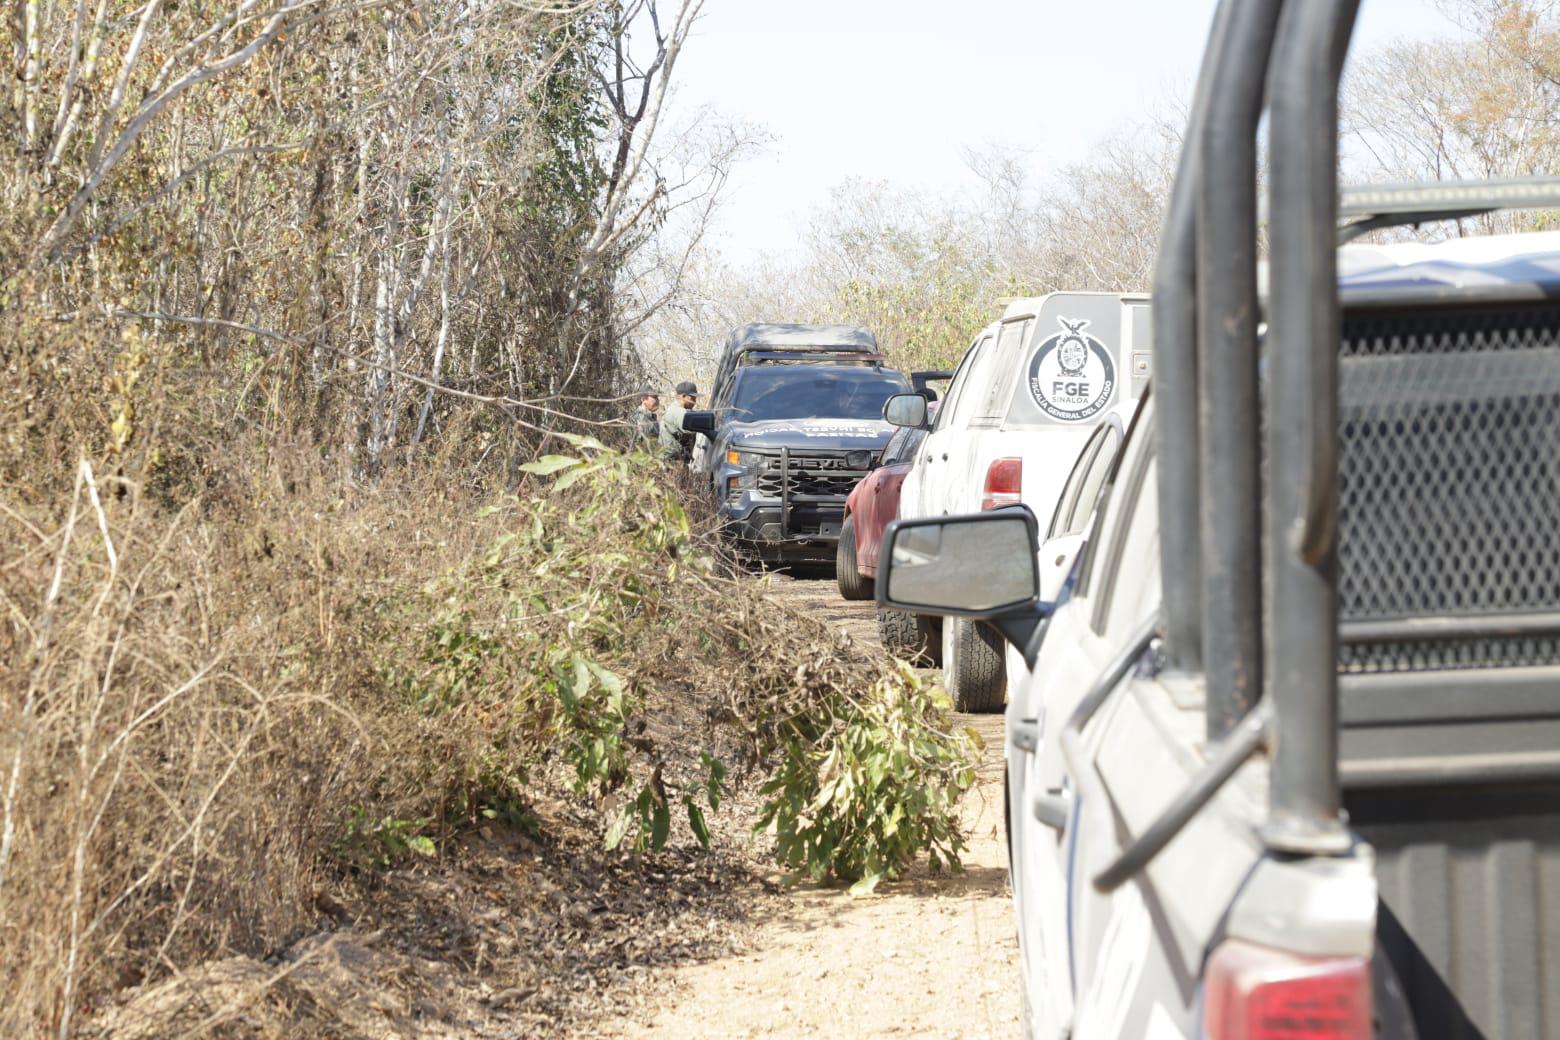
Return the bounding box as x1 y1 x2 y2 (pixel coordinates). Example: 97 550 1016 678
681 323 920 566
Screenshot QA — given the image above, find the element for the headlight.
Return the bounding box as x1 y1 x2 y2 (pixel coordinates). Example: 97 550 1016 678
726 449 767 491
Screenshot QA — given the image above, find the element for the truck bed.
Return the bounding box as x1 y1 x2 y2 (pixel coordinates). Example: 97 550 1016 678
1335 297 1560 1038
1347 781 1560 1040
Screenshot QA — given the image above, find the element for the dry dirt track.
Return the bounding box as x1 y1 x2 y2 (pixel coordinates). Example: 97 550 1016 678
609 573 1023 1039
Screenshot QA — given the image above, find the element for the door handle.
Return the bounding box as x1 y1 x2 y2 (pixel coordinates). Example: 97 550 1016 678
1008 718 1039 752
1033 790 1072 831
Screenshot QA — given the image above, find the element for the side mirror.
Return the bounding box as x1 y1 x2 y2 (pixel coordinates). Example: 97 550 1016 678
882 393 928 429
681 410 717 436
910 369 954 393
877 507 1052 666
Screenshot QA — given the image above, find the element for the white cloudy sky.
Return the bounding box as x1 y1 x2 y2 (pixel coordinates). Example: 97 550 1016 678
668 0 1462 261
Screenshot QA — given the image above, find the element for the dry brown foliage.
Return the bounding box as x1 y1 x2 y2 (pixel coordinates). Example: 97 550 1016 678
0 306 974 1037
0 406 488 1035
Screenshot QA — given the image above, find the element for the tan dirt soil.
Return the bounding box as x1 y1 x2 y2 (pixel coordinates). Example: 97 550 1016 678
605 571 1022 1040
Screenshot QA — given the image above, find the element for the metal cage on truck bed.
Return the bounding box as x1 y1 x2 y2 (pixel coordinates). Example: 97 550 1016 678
1137 0 1560 1032
709 323 879 399
1336 298 1560 678
1332 289 1560 1039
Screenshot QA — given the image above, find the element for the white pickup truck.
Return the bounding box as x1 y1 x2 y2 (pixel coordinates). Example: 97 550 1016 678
887 293 1148 711
876 0 1560 1030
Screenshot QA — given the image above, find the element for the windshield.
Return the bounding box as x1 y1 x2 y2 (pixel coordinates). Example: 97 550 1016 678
728 367 910 422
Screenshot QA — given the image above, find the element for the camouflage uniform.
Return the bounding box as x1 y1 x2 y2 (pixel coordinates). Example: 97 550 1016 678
631 406 660 448
658 401 693 463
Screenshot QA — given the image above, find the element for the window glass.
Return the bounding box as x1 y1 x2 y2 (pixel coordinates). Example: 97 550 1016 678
727 368 911 422
882 426 930 465
880 426 912 465
1065 425 1123 533
973 318 1033 424
1101 455 1160 637
1076 393 1153 608
1079 402 1156 635
948 335 999 428
934 337 987 432
1048 427 1106 538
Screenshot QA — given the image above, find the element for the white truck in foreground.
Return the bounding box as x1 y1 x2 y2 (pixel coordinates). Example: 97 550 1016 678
878 0 1560 1034
885 293 1148 712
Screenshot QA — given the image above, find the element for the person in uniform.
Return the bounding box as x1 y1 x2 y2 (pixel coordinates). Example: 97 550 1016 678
658 380 699 463
630 388 661 448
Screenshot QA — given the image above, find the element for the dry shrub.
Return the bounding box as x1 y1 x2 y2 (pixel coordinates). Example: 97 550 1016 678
0 444 484 1036
1 316 502 1034
0 322 975 1037
502 449 980 892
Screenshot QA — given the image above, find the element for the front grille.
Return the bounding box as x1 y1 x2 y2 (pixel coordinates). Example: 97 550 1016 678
1337 302 1560 672
752 452 869 498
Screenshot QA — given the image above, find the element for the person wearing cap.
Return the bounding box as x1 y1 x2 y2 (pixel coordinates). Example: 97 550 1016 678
658 380 699 463
630 387 661 448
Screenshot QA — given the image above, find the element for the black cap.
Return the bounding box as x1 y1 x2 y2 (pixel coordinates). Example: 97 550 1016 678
675 381 698 396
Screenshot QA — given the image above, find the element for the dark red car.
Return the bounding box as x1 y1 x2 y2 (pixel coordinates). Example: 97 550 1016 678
835 419 930 600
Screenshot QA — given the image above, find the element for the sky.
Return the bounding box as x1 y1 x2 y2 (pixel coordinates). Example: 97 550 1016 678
669 0 1462 262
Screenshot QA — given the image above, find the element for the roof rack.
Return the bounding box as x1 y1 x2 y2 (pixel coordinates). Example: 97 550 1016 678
740 351 887 366
726 323 878 354
1338 176 1560 242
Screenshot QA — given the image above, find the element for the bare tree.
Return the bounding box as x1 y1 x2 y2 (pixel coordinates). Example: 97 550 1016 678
5 0 736 476
1344 0 1560 233
646 119 1180 375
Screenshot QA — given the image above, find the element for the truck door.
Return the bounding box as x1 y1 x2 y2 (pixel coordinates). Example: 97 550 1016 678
908 331 990 518
1061 418 1178 1037
920 331 996 516
1007 419 1123 1036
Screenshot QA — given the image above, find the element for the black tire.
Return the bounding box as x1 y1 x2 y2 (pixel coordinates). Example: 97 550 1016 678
944 618 1006 713
835 514 874 600
877 608 939 665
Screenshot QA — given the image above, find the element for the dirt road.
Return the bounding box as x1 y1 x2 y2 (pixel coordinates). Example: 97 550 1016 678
613 573 1023 1039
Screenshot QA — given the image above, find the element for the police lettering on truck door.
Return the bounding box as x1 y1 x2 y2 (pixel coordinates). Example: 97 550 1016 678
1028 316 1117 423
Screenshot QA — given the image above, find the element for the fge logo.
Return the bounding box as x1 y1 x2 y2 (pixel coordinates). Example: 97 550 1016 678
1027 316 1116 423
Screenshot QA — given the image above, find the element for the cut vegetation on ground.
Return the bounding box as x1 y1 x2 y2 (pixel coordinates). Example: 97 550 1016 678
1 417 986 1036
614 578 1021 1040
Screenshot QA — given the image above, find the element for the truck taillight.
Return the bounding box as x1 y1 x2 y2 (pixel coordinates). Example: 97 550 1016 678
981 457 1022 510
1203 940 1371 1040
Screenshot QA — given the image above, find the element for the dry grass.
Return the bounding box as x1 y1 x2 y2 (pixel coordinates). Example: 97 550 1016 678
1 314 973 1038
2 316 532 1033
1 444 486 1036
